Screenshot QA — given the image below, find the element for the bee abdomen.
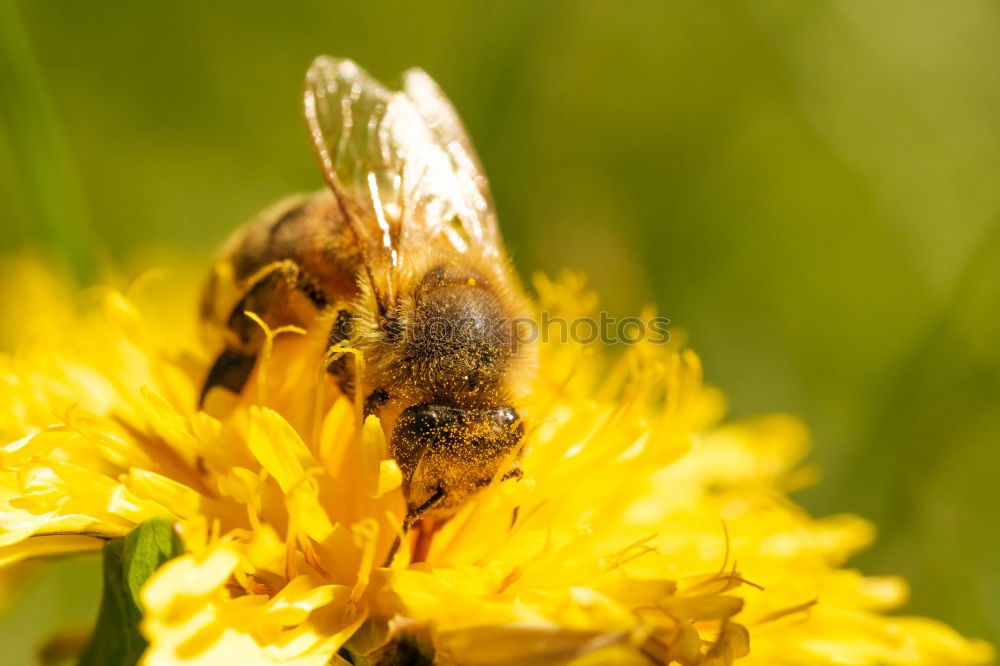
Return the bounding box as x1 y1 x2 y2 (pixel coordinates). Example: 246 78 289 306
199 191 364 404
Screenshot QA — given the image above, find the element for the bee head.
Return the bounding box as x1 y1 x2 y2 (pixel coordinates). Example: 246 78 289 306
390 402 523 519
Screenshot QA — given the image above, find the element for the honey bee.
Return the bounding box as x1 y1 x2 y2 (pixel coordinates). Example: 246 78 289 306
199 57 535 529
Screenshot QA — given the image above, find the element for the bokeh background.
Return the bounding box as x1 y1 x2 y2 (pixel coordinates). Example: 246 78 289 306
2 1 999 663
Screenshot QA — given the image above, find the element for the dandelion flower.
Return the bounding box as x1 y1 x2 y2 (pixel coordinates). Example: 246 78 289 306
0 260 992 665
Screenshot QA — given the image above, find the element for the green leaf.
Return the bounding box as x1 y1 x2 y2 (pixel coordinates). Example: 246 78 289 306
77 519 184 666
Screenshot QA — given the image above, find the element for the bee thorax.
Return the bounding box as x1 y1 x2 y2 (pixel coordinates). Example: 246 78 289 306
397 280 514 396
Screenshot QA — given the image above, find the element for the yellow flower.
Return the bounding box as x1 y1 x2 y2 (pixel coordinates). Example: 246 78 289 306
0 258 993 665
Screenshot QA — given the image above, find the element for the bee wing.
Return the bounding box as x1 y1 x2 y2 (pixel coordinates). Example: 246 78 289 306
304 57 402 308
304 57 504 309
401 67 503 257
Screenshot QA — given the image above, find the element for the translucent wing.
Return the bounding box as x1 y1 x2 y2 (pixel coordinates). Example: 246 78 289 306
304 57 504 310
304 57 400 308
401 68 502 255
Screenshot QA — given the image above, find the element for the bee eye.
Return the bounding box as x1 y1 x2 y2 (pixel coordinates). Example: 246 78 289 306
391 403 522 458
394 403 455 443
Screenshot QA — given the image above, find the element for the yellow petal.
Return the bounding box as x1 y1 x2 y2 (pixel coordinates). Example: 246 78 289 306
247 407 317 494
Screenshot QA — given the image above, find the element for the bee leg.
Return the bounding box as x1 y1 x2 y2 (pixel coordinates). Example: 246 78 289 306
226 259 326 344
382 487 446 566
502 464 523 482
407 487 446 525
324 308 357 397
382 536 402 568
500 467 524 530
200 259 326 406
363 388 389 416
322 313 392 411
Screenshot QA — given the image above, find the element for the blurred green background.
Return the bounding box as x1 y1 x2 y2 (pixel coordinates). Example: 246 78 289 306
3 0 1000 663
